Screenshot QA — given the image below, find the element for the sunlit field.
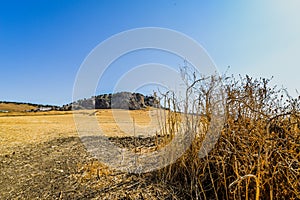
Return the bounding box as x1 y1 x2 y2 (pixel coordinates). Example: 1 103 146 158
1 75 299 199
0 108 164 153
0 105 184 199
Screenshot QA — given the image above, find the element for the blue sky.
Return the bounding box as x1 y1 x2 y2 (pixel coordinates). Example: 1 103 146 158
1 0 299 105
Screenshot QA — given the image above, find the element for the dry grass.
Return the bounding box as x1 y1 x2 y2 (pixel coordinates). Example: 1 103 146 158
0 111 76 154
154 74 300 199
0 108 164 153
0 108 173 199
1 74 299 199
0 102 36 112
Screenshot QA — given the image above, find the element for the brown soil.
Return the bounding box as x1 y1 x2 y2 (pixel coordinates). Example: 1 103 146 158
0 136 174 199
0 109 175 199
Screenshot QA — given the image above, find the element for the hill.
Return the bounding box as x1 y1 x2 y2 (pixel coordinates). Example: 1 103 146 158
0 101 60 113
0 92 158 113
62 92 159 110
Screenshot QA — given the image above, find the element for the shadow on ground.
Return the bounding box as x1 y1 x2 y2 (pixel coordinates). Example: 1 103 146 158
0 136 174 199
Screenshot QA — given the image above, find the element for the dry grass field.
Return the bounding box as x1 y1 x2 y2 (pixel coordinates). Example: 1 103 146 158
0 107 173 199
1 74 299 199
0 102 37 112
0 111 76 154
0 107 162 150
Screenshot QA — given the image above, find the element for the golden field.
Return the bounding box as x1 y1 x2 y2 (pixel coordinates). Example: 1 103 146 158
1 71 299 200
0 107 172 199
0 108 164 154
0 102 36 112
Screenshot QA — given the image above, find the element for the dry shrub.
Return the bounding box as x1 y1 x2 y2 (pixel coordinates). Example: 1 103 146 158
78 159 112 181
154 73 300 200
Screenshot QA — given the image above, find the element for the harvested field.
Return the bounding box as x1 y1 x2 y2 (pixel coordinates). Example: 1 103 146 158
0 109 174 199
1 76 299 200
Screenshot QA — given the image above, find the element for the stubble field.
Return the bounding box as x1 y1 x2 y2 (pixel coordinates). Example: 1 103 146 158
0 109 171 199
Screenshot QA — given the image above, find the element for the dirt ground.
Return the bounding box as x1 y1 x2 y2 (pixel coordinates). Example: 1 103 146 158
0 109 174 199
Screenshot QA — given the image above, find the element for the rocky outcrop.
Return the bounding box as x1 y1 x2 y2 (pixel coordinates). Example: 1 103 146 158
62 92 159 110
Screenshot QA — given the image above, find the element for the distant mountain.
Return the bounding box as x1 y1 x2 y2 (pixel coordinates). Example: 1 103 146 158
62 92 159 111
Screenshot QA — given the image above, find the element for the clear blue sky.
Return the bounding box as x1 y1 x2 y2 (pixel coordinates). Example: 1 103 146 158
1 0 299 105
